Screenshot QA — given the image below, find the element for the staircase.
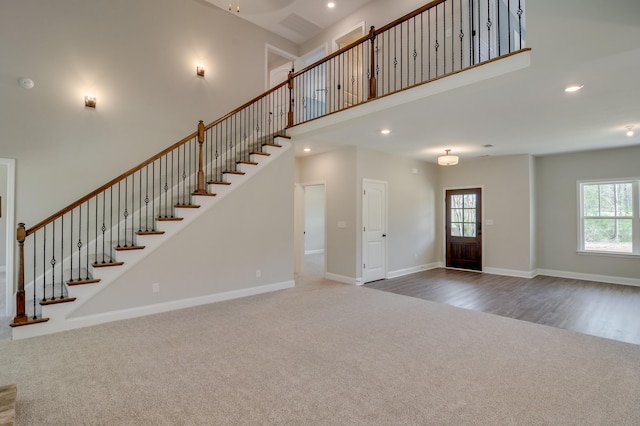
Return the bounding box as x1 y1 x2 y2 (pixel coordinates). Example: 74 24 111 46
11 136 290 340
8 0 527 339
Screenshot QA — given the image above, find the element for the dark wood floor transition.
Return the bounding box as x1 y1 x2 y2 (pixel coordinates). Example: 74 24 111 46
365 268 640 345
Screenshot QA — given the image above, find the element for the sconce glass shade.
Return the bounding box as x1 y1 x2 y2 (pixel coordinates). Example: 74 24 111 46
438 149 458 166
84 94 96 108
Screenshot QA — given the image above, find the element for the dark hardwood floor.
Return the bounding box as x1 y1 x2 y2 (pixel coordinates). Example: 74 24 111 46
365 268 640 345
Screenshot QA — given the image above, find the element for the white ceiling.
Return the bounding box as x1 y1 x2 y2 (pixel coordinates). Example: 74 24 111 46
210 0 640 163
204 0 375 44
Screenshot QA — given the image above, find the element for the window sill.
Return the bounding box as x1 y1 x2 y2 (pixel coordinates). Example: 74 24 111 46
577 250 640 259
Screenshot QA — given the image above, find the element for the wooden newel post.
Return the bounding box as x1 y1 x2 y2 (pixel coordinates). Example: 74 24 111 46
11 223 28 326
368 25 377 100
287 70 294 128
195 120 206 195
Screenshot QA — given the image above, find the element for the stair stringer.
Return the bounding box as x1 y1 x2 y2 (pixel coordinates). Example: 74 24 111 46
12 138 294 340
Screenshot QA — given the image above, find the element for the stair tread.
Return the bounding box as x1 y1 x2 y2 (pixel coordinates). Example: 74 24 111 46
174 204 201 208
250 151 271 156
208 181 232 185
92 261 125 268
136 230 165 235
10 317 50 327
237 161 259 165
223 170 246 175
263 143 283 148
115 245 145 251
191 191 217 196
67 278 101 286
157 217 184 221
41 296 77 306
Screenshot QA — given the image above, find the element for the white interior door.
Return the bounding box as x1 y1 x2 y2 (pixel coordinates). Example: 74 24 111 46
363 180 387 283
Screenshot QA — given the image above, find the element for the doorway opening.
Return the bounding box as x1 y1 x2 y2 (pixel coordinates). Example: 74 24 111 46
265 44 297 90
445 188 482 271
0 158 16 324
303 184 326 276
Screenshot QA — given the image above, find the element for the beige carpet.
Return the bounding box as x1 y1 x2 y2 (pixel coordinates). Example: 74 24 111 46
1 274 640 425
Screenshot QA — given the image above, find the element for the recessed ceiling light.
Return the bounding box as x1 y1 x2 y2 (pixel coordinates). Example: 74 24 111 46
380 129 391 134
303 148 311 152
327 2 335 8
564 85 584 93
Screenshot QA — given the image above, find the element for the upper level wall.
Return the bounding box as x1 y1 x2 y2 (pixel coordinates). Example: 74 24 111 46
0 0 297 227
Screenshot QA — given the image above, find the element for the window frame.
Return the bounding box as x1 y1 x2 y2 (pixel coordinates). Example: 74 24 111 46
577 178 640 256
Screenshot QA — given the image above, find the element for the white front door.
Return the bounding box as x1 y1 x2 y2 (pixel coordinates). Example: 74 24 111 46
363 180 387 283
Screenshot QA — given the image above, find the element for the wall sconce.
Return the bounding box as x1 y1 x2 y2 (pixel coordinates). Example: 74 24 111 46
626 126 634 137
84 94 96 108
196 64 205 77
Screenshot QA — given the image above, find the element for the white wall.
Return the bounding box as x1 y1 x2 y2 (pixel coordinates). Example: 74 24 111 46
356 147 440 278
438 154 535 276
304 185 325 253
536 146 640 281
0 0 297 227
71 147 295 317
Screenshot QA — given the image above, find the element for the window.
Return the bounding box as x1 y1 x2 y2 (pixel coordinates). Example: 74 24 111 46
579 180 640 255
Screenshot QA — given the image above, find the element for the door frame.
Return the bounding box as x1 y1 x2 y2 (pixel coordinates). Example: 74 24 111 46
264 44 298 90
294 181 327 275
1 158 16 317
362 178 388 283
442 185 484 272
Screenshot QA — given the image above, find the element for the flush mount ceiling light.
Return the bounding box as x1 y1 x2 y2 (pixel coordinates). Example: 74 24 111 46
303 148 311 152
438 149 458 166
380 129 391 135
328 2 336 8
626 126 635 137
564 84 584 93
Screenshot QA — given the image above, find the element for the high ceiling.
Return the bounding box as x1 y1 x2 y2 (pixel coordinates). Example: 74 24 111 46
210 0 640 163
204 0 374 44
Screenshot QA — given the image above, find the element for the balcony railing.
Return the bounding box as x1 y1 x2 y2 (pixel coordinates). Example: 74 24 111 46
11 0 527 328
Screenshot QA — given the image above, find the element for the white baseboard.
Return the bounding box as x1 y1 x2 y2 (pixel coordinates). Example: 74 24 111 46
64 280 295 332
537 269 640 287
484 267 538 279
305 249 325 255
325 273 358 285
387 262 443 279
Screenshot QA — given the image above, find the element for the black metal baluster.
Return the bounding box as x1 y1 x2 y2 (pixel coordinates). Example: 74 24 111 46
487 0 492 60
496 0 501 55
94 195 98 266
110 186 114 260
508 0 512 52
451 0 455 71
85 201 90 277
517 0 523 50
102 191 106 263
435 5 439 77
460 0 464 68
138 169 142 232
428 9 432 80
60 216 64 299
117 182 121 246
151 163 155 226
171 150 174 210
164 155 169 217
443 2 446 74
50 222 56 301
71 211 75 281
32 233 37 319
77 203 83 278
42 226 47 302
